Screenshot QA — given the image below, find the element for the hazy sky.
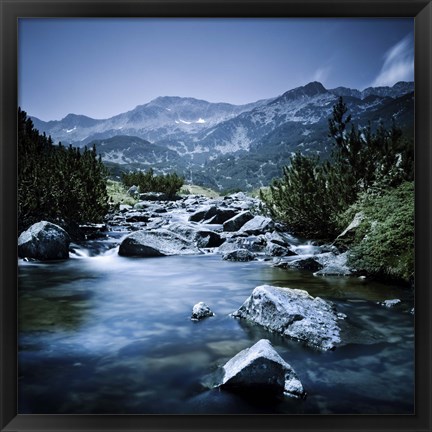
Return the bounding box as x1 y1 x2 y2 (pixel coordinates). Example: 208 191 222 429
19 18 414 121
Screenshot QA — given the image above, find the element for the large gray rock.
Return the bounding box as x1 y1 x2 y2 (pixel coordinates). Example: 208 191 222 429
218 235 267 254
124 212 150 223
266 243 297 257
282 257 323 271
239 216 274 235
265 231 290 247
205 208 238 224
222 249 256 262
188 206 215 222
313 252 352 276
118 229 201 257
18 221 71 260
217 339 305 398
232 285 342 351
127 185 140 198
333 212 364 251
166 222 224 248
222 211 254 232
189 206 238 224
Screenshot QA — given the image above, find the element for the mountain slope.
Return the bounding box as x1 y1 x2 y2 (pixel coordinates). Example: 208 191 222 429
28 81 414 190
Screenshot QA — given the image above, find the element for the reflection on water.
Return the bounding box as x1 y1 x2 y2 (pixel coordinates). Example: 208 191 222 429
18 248 414 414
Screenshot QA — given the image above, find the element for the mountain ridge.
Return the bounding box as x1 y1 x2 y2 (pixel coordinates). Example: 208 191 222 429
28 80 414 191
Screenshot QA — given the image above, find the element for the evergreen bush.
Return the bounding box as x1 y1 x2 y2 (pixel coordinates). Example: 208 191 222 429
18 108 109 232
347 182 414 283
121 169 184 199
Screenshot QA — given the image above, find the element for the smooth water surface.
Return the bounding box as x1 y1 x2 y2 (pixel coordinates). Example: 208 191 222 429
18 240 414 414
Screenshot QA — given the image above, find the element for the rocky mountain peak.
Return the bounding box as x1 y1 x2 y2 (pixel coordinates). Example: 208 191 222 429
273 81 328 104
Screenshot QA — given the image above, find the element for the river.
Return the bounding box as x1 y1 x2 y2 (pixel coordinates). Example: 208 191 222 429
18 231 414 414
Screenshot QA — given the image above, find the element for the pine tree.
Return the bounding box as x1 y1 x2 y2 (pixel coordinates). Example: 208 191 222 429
18 108 109 232
261 97 411 240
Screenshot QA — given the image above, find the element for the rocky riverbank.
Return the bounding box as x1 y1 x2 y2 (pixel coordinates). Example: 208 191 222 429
103 192 351 275
17 192 415 403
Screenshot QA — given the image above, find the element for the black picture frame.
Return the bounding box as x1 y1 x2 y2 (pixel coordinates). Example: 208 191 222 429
1 1 431 431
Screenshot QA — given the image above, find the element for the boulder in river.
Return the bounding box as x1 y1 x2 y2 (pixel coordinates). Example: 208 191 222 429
222 249 256 262
232 285 342 351
189 206 238 224
166 222 224 248
218 235 267 254
266 243 297 257
18 221 71 261
118 228 201 257
188 206 215 222
191 302 215 321
239 216 274 235
283 257 323 271
217 339 305 399
222 211 254 232
313 252 352 276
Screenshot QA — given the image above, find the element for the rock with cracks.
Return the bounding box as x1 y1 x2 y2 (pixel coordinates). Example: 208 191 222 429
232 285 342 351
18 221 71 260
217 339 305 399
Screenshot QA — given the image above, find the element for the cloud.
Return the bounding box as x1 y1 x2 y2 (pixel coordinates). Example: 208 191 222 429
371 34 414 87
311 66 331 84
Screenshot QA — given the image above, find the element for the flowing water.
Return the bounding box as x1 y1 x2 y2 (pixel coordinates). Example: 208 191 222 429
18 232 414 414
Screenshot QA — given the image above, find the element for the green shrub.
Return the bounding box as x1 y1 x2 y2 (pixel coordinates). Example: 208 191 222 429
347 181 414 283
261 153 340 239
106 180 137 207
121 168 184 199
261 97 413 241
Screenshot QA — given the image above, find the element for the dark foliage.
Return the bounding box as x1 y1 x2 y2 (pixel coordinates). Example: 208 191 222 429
261 97 414 240
121 168 184 199
346 181 414 284
18 108 109 233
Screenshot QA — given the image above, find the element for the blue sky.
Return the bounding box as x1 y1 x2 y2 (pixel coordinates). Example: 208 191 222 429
19 18 414 121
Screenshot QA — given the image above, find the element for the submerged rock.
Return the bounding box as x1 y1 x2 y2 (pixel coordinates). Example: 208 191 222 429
232 285 342 351
217 339 305 399
378 299 401 308
118 229 201 257
222 249 256 262
18 221 71 260
191 302 215 321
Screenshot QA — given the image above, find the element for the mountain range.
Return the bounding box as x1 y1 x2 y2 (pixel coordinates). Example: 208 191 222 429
30 81 414 191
